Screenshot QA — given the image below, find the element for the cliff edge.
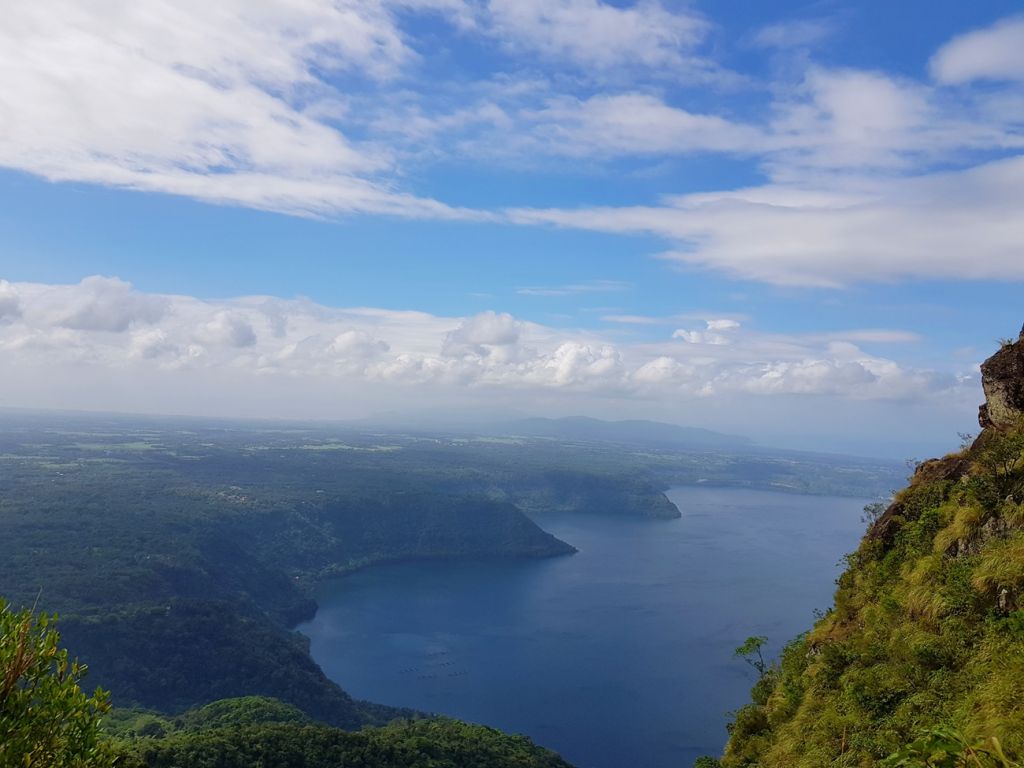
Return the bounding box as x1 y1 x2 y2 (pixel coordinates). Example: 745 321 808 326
718 331 1024 767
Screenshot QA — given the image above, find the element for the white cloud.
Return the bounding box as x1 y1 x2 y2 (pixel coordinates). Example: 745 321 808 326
42 276 167 332
0 276 983 455
0 0 731 217
817 329 921 344
707 318 740 332
524 93 762 157
3 5 1024 294
752 19 834 50
517 280 631 297
765 67 1024 175
0 276 960 406
445 311 521 350
329 330 391 359
0 0 463 218
931 16 1024 84
484 0 713 75
673 319 740 345
509 152 1024 286
198 312 258 349
0 281 23 323
632 355 687 385
603 315 661 325
129 329 180 361
536 342 623 387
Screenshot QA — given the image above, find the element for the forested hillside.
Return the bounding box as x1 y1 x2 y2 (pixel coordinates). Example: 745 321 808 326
719 334 1024 766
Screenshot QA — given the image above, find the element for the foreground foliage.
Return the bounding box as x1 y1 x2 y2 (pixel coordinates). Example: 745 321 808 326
882 727 1020 767
0 600 113 768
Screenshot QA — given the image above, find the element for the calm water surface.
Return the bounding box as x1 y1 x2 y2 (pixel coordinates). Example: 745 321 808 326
298 486 868 768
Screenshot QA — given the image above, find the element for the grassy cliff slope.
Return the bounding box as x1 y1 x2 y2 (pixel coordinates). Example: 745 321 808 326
720 333 1024 766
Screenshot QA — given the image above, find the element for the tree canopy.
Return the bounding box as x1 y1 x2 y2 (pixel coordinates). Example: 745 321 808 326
0 599 113 768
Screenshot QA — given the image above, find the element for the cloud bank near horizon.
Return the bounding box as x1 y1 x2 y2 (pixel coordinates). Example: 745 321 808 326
0 276 972 413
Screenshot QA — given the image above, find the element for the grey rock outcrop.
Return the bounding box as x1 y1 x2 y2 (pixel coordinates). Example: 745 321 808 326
979 328 1024 430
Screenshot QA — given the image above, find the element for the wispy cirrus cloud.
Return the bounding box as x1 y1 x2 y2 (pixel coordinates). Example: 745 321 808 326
0 0 723 219
516 280 632 297
0 0 468 218
509 152 1024 287
482 0 720 80
751 18 835 50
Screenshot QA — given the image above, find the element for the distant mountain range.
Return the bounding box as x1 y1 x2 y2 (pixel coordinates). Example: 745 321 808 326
354 410 753 450
491 416 753 450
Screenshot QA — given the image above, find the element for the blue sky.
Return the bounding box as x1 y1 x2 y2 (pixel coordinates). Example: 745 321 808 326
1 1 1023 456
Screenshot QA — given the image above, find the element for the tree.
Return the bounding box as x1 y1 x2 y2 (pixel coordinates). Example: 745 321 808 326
0 599 114 767
733 636 768 678
693 757 722 767
862 501 886 530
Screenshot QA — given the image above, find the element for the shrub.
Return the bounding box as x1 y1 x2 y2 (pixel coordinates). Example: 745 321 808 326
0 599 114 767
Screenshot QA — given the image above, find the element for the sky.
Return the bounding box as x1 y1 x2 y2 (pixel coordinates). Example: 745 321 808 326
1 0 1023 458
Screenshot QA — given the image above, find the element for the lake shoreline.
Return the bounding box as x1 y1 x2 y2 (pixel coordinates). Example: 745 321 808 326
300 486 871 768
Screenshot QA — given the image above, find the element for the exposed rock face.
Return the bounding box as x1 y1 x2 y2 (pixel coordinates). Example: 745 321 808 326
944 514 1015 558
869 327 1024 547
979 329 1024 430
867 453 972 546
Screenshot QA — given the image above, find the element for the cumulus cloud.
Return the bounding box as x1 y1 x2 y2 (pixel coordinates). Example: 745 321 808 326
673 319 741 345
0 281 22 323
129 329 179 361
0 277 963 407
43 276 167 332
328 330 390 359
444 311 521 353
198 312 258 349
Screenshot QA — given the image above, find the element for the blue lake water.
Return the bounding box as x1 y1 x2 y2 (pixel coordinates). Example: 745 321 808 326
298 486 869 768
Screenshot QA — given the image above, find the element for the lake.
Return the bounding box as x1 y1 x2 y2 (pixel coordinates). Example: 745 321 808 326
298 486 869 768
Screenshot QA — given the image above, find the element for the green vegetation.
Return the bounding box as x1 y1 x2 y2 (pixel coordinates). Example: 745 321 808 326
734 636 769 678
882 727 1019 767
719 417 1024 766
115 719 572 768
0 600 114 768
103 696 310 739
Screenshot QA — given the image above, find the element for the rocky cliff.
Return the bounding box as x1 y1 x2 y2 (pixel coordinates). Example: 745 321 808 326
980 328 1024 430
717 332 1024 767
